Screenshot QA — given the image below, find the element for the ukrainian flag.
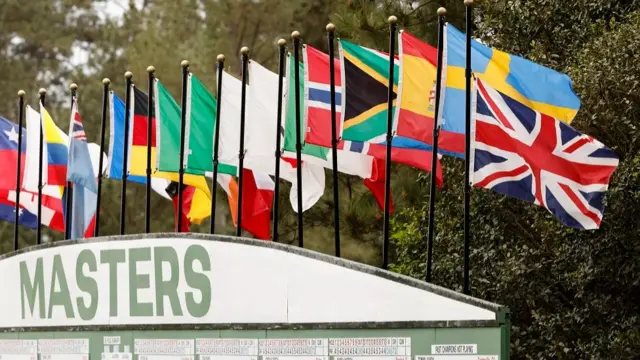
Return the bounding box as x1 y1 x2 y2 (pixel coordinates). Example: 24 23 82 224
441 24 581 140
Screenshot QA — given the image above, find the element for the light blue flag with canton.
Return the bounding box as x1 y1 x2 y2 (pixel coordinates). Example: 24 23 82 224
66 98 97 239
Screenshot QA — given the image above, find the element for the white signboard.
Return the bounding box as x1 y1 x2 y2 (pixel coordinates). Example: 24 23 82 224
38 339 89 360
135 339 194 360
330 337 411 360
196 339 258 360
430 345 477 355
416 356 498 360
0 339 37 360
0 237 496 328
259 339 328 360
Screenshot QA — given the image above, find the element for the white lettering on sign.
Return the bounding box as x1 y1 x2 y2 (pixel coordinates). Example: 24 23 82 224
259 338 328 360
430 344 477 355
100 353 132 360
38 339 89 354
196 338 258 356
134 339 194 355
329 338 411 356
0 340 37 355
104 336 122 345
416 355 498 360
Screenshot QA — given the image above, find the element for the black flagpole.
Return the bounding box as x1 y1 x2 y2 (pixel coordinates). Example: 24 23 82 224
211 54 225 234
463 0 474 295
292 30 304 248
145 66 155 233
14 90 25 250
177 60 190 233
121 71 133 235
95 78 110 237
273 39 286 242
426 8 447 282
236 47 250 237
37 88 46 245
327 23 341 257
382 16 397 269
65 83 78 240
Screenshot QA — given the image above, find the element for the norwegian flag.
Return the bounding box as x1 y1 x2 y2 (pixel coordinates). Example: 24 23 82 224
471 78 619 229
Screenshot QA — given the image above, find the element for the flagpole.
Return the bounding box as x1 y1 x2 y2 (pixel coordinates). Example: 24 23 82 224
121 71 133 235
273 39 286 242
37 88 46 245
95 78 110 237
211 54 225 234
463 0 474 295
65 83 78 240
145 66 156 234
382 16 398 269
292 30 304 248
426 7 447 282
236 47 250 237
14 89 25 250
177 60 190 233
326 23 342 257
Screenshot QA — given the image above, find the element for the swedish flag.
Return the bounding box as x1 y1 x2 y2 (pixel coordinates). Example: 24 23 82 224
441 24 581 134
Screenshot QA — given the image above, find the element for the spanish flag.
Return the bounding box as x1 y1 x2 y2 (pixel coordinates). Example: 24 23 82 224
394 30 465 157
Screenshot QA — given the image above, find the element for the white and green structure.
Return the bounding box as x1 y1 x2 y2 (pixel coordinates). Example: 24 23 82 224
0 233 510 359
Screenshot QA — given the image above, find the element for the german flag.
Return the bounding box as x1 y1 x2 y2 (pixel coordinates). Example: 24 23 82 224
340 39 398 143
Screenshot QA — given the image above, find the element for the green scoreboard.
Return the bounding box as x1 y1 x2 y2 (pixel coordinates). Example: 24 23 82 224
0 233 510 360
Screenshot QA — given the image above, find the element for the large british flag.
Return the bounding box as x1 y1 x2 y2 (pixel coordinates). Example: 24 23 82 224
471 78 619 229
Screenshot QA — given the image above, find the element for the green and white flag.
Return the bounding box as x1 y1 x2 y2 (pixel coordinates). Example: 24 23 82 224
155 74 235 176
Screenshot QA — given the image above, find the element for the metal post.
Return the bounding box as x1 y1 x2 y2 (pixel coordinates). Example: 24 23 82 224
463 0 474 295
382 16 398 269
36 88 47 245
14 90 25 250
426 7 447 282
236 47 250 237
327 23 342 257
177 60 190 232
95 78 110 237
292 30 304 247
120 71 133 235
211 54 225 234
273 39 287 242
65 83 78 240
145 66 156 233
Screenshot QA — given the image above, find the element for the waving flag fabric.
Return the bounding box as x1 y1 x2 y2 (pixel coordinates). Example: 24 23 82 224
107 91 147 183
66 98 97 239
471 78 618 229
303 45 342 147
23 105 68 192
442 23 581 145
395 30 464 157
0 115 64 231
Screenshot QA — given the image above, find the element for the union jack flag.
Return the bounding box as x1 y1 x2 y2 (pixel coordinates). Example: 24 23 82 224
471 78 619 229
72 101 87 141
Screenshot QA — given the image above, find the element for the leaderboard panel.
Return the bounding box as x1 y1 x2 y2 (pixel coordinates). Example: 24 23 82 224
0 334 499 360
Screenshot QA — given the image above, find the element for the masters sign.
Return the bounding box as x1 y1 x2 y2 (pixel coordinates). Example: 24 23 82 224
0 234 500 328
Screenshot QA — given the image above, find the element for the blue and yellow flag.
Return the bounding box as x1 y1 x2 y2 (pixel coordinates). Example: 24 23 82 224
441 24 581 138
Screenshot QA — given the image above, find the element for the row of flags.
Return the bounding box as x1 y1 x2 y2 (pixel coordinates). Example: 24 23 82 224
0 19 620 247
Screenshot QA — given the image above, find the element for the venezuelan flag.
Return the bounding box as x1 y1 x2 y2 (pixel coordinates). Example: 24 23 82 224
394 30 465 157
41 105 68 186
441 24 581 144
